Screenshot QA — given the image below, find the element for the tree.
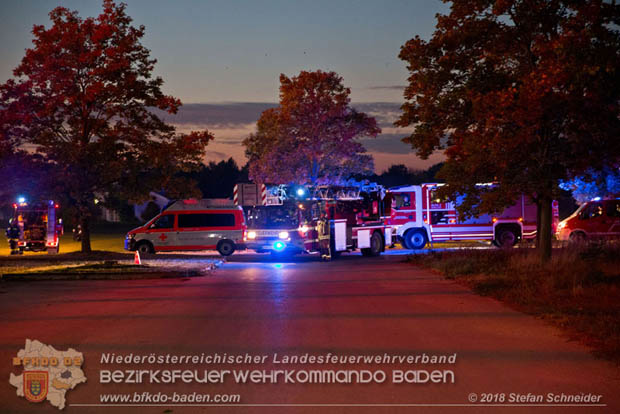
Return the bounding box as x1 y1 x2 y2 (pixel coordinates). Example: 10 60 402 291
397 0 620 261
0 1 213 252
243 70 380 185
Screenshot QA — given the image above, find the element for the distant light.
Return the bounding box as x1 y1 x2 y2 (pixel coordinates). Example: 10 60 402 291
273 241 286 251
296 188 306 197
592 197 601 201
278 231 289 239
94 198 99 205
17 196 26 204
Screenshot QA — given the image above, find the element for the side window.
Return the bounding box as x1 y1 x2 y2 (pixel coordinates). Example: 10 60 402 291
393 193 412 210
580 203 603 220
606 201 620 218
178 213 236 228
150 214 174 229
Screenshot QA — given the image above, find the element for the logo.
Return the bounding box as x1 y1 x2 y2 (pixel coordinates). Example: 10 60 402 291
10 339 87 410
24 371 49 403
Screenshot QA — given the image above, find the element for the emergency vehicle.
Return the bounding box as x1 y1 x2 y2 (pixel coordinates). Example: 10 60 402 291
385 183 558 249
11 199 63 254
124 199 246 256
235 182 391 257
556 198 620 242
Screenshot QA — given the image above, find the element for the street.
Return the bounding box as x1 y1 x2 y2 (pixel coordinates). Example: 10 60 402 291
1 254 619 413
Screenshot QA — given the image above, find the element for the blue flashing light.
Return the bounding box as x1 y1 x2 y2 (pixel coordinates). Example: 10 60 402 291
17 196 26 204
273 241 286 251
296 188 306 197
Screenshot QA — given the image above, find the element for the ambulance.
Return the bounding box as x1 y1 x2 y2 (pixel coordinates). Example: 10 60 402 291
125 199 246 256
385 183 558 249
556 198 620 242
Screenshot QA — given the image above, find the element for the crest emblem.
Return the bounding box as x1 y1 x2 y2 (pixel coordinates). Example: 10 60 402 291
23 371 48 403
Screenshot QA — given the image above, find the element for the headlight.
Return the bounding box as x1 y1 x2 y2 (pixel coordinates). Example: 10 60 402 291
278 231 289 239
247 231 257 240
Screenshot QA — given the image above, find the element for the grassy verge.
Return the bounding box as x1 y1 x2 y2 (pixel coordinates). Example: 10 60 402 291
408 244 620 363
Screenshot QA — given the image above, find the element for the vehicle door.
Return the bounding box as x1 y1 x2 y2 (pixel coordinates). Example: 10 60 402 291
145 213 177 248
604 200 620 239
391 191 417 225
577 202 607 238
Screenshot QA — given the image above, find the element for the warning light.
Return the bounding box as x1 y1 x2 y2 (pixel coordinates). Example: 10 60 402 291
17 196 26 204
296 188 306 197
492 217 498 223
273 241 286 251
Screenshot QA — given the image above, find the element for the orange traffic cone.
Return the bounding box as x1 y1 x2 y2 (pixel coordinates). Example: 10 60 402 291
134 250 141 265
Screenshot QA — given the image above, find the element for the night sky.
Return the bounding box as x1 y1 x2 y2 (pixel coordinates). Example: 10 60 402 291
0 0 449 171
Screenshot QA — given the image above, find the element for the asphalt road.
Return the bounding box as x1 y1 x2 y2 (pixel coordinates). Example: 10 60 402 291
1 253 619 414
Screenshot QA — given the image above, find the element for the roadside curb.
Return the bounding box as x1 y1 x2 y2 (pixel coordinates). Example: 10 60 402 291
1 260 223 281
1 270 206 281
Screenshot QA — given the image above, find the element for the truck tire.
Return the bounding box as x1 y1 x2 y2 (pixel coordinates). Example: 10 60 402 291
404 229 427 250
495 228 518 248
217 240 235 256
136 241 154 255
361 231 384 257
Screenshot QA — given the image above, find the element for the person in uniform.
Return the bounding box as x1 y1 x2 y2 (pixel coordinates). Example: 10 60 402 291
6 218 21 255
317 211 331 261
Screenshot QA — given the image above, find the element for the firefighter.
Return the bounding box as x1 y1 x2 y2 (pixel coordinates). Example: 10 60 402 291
5 218 21 255
317 211 331 261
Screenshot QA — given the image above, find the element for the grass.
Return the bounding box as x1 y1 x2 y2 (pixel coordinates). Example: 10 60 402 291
407 243 620 363
0 222 135 256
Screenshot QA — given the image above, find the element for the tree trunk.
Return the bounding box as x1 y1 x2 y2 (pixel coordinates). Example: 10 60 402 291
80 215 92 253
538 195 553 262
535 199 541 249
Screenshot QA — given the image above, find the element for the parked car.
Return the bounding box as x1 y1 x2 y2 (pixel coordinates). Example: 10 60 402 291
125 199 246 256
555 198 620 242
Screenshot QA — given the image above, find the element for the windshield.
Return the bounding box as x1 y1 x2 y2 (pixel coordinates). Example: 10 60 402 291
245 205 303 229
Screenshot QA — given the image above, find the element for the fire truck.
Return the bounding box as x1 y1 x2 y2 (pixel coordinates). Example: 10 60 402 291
10 198 64 254
234 182 391 257
385 183 559 249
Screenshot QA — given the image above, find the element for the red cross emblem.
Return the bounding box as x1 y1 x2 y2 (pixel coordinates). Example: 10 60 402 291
158 233 168 241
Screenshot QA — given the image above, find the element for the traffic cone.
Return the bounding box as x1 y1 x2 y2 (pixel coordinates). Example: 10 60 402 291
134 250 141 265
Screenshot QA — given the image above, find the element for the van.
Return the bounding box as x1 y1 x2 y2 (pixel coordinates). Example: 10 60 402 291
556 198 620 242
125 199 246 256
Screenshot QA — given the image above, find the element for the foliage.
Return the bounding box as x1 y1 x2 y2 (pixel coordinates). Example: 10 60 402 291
244 70 380 185
0 1 213 251
397 0 620 260
182 157 249 199
560 167 620 203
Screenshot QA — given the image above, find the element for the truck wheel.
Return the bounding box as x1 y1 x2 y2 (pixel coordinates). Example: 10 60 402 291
361 231 384 257
404 229 427 250
495 228 517 248
136 241 154 255
217 240 235 256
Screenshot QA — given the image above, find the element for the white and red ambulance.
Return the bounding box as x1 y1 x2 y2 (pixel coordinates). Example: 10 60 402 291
125 199 246 256
385 183 558 249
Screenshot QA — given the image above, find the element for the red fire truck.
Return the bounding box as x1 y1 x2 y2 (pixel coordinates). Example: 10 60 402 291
385 183 558 249
11 199 64 254
235 182 391 257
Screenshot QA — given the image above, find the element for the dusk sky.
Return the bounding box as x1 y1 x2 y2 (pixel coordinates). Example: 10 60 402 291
0 0 449 172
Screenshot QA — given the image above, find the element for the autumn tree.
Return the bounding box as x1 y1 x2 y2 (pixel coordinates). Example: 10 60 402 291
397 0 620 261
0 1 213 252
243 70 380 185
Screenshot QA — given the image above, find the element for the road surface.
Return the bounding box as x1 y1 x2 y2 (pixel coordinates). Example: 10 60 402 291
1 254 618 413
